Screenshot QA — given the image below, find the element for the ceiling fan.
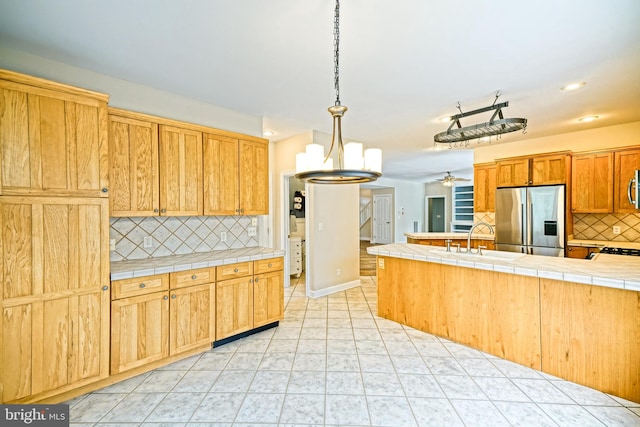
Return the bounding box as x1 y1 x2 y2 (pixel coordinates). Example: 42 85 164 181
438 171 470 187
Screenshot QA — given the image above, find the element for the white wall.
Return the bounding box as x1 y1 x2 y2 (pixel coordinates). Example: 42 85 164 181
373 177 426 241
0 44 262 137
474 121 640 163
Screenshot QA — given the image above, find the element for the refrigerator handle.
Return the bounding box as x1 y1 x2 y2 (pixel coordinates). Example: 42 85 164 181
521 205 526 245
628 177 636 206
527 203 533 245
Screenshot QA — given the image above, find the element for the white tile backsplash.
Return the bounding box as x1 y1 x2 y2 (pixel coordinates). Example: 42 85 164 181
110 215 259 261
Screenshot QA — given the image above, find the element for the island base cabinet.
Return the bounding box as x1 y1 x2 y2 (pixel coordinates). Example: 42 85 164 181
377 256 541 369
540 279 640 403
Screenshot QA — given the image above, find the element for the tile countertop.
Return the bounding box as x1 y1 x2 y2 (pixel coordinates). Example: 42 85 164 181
404 232 495 240
567 238 640 250
368 243 640 292
110 247 286 281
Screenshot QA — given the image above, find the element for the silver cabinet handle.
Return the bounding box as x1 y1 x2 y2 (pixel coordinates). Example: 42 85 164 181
102 285 109 291
163 295 168 300
191 275 197 279
102 187 108 193
171 294 177 299
139 283 145 288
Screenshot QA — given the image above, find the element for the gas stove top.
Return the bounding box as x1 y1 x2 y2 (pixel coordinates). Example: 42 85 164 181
600 247 640 256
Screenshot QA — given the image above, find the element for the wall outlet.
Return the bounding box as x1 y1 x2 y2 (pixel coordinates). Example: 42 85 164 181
378 258 385 269
143 236 153 248
220 231 227 242
110 239 116 251
251 217 258 226
318 223 324 231
612 225 621 235
336 268 342 276
248 226 257 237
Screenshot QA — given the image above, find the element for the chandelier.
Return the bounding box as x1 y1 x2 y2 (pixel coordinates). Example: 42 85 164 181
295 0 382 184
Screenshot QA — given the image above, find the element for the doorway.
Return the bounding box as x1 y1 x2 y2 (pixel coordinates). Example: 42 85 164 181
426 196 446 232
372 193 393 244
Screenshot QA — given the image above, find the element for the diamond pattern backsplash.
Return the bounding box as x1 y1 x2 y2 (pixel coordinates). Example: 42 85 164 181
573 213 640 242
110 216 259 262
473 212 495 233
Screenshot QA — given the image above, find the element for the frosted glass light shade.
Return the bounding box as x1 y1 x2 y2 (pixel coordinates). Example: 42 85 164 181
344 142 364 169
305 143 324 171
364 148 382 173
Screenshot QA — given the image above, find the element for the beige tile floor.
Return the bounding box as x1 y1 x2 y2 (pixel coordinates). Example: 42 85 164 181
68 274 640 426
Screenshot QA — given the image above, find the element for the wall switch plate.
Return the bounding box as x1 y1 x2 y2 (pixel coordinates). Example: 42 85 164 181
612 225 621 235
336 268 342 276
251 217 258 226
110 239 116 251
318 223 324 231
248 226 257 236
143 236 153 248
220 231 227 242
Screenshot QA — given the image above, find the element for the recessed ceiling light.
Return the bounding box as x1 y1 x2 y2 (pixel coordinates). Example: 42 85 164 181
561 82 586 91
578 115 599 123
263 130 274 137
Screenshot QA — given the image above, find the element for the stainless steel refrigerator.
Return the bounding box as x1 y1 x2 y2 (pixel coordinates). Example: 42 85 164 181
495 185 565 257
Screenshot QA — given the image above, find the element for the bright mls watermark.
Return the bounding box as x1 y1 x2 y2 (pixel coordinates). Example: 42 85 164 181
1 404 69 426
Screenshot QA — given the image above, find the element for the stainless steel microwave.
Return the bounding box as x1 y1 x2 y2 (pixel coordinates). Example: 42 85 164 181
629 169 640 209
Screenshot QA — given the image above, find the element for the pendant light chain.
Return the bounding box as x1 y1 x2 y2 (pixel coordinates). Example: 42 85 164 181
334 0 341 106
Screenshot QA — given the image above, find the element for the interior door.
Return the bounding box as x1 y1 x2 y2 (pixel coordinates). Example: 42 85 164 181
372 194 392 244
427 197 445 232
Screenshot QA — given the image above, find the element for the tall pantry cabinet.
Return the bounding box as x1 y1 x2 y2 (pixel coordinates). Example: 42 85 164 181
0 70 110 403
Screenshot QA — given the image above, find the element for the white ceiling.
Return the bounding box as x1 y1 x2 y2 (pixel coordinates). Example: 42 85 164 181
1 0 639 183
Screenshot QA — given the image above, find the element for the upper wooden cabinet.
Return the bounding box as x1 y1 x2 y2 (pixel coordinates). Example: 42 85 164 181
159 125 203 216
203 133 269 216
614 148 640 213
496 153 570 187
473 162 496 212
571 152 614 213
108 115 160 216
0 69 109 197
0 196 110 402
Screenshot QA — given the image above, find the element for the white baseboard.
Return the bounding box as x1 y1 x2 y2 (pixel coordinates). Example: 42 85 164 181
360 237 371 241
307 279 361 298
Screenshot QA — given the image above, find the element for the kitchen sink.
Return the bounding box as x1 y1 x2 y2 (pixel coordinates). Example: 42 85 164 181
430 248 526 262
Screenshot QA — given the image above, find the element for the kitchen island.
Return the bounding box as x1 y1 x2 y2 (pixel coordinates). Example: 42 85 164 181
405 232 495 249
368 243 640 403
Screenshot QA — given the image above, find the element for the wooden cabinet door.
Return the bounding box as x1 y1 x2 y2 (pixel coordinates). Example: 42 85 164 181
159 125 203 216
473 163 496 212
531 154 569 185
108 115 159 216
253 271 284 327
203 133 239 215
566 246 589 259
239 139 269 215
614 148 640 213
0 79 108 197
216 277 253 340
111 292 169 374
0 196 110 402
496 159 529 187
571 153 613 213
170 283 215 355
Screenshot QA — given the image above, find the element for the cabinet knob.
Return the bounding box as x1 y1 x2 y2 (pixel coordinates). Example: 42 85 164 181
268 263 272 267
163 295 168 300
161 208 167 213
241 208 244 214
101 187 108 193
191 274 197 279
234 268 239 273
236 209 240 213
255 278 259 283
102 285 109 291
154 208 159 213
171 294 177 299
139 283 145 288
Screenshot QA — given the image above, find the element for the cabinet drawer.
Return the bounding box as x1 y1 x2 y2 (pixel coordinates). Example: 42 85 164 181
254 257 284 274
170 267 215 289
217 262 253 280
111 274 169 300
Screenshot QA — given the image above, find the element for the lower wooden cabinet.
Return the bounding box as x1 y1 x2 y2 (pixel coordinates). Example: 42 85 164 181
110 270 215 374
215 258 284 341
566 246 600 259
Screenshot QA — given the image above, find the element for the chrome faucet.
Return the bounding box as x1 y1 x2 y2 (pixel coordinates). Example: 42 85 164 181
467 222 494 253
